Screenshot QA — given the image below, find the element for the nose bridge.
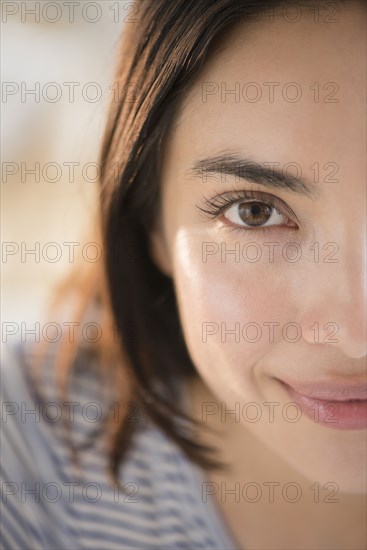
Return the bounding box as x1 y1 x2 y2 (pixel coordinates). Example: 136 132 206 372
298 235 366 358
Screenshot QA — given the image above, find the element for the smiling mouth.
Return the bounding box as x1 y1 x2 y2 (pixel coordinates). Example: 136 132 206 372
278 379 367 431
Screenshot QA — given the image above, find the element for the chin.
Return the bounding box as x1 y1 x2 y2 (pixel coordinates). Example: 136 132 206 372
307 468 366 496
286 446 367 496
258 417 367 496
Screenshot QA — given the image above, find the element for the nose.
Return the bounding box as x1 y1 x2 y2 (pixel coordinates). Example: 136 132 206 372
297 236 366 359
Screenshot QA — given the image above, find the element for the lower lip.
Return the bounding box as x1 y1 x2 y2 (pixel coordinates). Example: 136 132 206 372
281 383 367 430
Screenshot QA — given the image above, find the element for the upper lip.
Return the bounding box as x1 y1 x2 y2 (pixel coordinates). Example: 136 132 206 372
278 378 367 401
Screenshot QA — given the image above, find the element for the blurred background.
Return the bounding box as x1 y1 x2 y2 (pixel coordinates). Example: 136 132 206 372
1 1 129 338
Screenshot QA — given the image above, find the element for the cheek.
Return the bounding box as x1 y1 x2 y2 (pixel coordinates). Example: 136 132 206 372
170 226 298 399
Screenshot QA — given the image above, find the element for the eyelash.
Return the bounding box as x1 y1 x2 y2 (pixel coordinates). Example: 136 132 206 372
196 189 298 233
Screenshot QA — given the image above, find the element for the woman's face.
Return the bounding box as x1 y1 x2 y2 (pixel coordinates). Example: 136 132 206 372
151 2 366 493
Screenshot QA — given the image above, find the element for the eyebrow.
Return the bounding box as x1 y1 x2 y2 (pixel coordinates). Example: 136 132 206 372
187 153 318 198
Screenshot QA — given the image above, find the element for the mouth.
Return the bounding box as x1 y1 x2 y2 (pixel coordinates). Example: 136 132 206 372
278 379 367 431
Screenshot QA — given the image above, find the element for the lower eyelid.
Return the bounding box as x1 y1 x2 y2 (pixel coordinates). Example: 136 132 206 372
220 221 296 235
220 224 283 237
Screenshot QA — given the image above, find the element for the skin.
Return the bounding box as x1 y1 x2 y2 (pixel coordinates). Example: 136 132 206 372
150 3 366 548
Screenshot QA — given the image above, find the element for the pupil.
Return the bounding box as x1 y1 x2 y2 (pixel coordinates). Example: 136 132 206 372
238 202 272 226
251 204 262 216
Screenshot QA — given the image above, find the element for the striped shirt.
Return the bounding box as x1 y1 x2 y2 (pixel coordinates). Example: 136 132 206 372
1 345 237 549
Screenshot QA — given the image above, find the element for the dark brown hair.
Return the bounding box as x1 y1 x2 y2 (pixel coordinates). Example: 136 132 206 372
45 0 346 483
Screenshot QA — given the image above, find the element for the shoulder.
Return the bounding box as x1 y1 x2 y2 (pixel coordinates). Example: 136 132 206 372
0 345 237 549
0 344 75 548
1 342 113 437
1 343 48 441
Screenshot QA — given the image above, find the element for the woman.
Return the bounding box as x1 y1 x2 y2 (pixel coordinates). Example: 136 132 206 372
1 0 366 548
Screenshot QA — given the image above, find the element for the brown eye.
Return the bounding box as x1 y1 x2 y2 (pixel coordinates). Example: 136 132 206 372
238 201 273 226
223 200 287 229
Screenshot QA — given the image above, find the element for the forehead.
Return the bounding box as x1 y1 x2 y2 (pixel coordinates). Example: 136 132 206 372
168 4 366 171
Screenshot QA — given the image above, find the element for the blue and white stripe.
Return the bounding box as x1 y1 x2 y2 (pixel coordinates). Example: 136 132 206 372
1 345 237 549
